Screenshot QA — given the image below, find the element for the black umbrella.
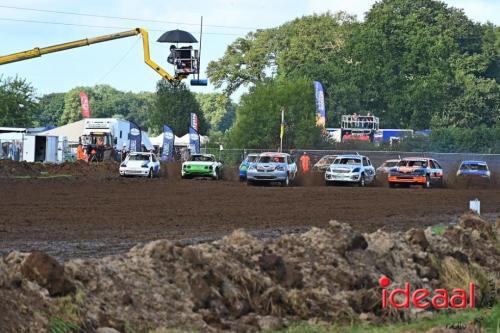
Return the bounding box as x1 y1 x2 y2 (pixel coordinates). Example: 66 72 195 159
157 29 198 43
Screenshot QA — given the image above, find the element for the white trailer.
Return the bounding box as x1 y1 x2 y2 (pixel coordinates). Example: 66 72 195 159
81 118 153 160
0 132 66 163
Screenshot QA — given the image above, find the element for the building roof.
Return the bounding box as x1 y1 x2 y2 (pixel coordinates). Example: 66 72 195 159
38 119 86 143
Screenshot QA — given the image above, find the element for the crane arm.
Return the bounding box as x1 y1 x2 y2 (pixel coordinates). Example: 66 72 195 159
0 28 178 82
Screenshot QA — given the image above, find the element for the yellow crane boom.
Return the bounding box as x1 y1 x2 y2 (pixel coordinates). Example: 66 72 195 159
0 28 180 82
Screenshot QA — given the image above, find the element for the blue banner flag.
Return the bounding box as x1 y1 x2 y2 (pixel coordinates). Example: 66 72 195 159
190 113 199 132
161 124 175 161
314 81 326 128
128 121 142 152
189 126 200 154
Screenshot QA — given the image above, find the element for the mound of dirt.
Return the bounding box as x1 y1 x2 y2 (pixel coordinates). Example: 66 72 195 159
0 160 42 178
0 213 498 332
0 160 119 179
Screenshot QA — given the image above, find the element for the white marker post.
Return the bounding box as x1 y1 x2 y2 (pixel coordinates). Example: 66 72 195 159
469 199 480 215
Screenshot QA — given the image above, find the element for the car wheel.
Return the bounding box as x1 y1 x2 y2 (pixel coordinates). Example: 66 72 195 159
389 182 396 188
247 180 254 186
148 168 154 179
213 168 220 180
281 176 290 187
423 175 431 188
358 174 366 187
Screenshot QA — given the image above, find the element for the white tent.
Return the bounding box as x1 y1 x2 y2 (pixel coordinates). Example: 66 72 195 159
151 132 208 147
39 119 85 143
150 133 182 147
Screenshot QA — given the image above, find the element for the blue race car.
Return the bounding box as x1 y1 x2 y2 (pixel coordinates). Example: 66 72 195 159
246 152 297 186
456 160 491 181
239 153 259 181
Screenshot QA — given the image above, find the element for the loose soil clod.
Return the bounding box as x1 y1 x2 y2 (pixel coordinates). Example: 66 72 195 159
0 213 498 332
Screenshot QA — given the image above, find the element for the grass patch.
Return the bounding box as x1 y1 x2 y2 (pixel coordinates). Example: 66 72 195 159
431 224 446 235
12 174 73 179
265 304 499 333
38 174 72 179
48 317 81 333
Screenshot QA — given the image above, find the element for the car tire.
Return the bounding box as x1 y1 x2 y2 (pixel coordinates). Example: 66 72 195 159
213 168 220 180
247 180 255 186
423 175 431 188
281 175 290 187
358 174 366 187
148 168 154 179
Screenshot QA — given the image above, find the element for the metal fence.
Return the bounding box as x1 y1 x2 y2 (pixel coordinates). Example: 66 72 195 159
201 147 500 175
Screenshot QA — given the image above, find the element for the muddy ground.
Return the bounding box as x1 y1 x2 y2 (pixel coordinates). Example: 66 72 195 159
0 161 499 260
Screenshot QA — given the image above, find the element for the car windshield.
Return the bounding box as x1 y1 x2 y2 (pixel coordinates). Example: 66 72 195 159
385 161 399 168
259 155 285 163
246 155 258 163
317 156 336 165
128 154 150 161
333 157 361 165
461 163 487 171
191 155 214 162
399 160 427 167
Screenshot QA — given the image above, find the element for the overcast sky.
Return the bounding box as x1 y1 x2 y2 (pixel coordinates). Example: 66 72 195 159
0 0 498 96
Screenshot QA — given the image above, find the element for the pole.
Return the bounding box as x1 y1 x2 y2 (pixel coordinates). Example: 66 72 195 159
280 108 284 152
198 16 203 80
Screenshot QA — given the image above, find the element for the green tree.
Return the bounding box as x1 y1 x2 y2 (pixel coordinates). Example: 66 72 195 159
227 79 321 149
0 76 38 127
59 85 154 128
194 93 236 132
150 81 207 136
206 12 357 96
350 0 490 129
36 92 65 126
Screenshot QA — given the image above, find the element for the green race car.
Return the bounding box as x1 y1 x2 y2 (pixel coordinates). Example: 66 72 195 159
182 154 223 180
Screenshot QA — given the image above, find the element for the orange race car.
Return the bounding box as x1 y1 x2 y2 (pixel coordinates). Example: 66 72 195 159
387 157 444 188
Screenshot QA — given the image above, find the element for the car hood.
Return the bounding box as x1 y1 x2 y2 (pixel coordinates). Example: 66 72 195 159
124 160 148 168
329 164 361 171
394 166 424 173
184 161 215 166
254 162 286 170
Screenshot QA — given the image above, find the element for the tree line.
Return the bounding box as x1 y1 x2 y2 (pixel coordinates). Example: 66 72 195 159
207 0 499 149
1 0 499 153
0 76 235 139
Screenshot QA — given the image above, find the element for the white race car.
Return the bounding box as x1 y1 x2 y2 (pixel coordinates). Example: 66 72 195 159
119 152 160 178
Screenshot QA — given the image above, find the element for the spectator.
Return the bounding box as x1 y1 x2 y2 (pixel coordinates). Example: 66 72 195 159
300 152 311 173
76 144 86 161
121 144 128 162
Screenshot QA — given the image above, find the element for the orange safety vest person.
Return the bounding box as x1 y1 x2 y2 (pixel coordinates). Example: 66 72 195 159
76 144 86 161
300 152 311 173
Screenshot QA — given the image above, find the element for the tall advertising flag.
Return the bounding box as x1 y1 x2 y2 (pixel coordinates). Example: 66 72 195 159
189 126 200 154
79 91 91 118
161 124 175 161
190 113 199 132
128 122 142 153
314 81 326 128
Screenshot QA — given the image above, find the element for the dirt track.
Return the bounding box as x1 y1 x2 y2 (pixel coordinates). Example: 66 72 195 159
1 170 499 260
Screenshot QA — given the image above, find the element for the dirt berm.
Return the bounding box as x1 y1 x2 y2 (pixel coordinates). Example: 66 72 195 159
0 212 498 333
